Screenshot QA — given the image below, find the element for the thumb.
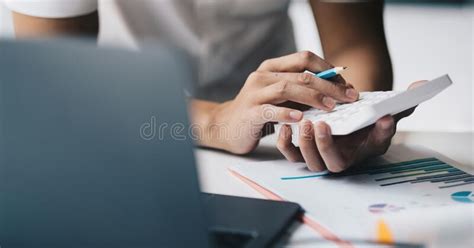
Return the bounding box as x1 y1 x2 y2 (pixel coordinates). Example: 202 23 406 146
408 80 428 90
394 80 427 121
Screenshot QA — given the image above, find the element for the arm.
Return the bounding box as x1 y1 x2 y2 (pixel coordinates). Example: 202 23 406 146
189 99 223 149
12 11 98 38
277 2 422 172
309 0 392 91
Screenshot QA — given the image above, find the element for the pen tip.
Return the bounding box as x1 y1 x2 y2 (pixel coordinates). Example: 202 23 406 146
343 66 347 69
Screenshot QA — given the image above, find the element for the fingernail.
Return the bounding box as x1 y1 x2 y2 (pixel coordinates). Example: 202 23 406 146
289 110 303 121
315 123 328 138
322 96 336 108
346 89 359 100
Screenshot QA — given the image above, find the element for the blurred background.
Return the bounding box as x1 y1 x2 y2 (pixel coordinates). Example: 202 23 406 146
0 0 472 133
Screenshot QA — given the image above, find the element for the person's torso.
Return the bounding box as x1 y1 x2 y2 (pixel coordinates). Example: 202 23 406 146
97 0 297 101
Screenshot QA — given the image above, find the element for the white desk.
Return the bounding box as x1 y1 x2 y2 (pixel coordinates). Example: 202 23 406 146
195 131 473 247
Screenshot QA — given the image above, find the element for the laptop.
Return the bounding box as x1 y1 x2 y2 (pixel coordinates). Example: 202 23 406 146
0 40 302 248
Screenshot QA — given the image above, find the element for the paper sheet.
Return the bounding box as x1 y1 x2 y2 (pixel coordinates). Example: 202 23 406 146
230 145 474 246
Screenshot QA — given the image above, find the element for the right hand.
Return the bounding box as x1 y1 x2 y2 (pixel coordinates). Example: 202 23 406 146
202 51 359 154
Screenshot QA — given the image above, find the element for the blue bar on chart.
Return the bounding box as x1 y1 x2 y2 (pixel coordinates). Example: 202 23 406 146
280 157 474 189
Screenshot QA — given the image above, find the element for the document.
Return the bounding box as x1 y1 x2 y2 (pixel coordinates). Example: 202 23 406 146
230 145 474 246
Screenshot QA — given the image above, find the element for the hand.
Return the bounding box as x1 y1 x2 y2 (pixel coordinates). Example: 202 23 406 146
276 81 426 172
200 51 359 154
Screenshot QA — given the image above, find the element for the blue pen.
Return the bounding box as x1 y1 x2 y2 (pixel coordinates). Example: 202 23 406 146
307 66 347 79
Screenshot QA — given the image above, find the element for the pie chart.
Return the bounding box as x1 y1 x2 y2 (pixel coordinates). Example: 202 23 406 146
451 191 474 203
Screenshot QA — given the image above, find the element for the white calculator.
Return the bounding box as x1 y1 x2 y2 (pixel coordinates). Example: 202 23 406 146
275 74 452 145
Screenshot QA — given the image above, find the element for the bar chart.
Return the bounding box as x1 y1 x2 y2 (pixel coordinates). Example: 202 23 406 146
281 158 474 189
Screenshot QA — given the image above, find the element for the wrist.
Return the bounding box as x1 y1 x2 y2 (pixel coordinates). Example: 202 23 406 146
189 99 231 150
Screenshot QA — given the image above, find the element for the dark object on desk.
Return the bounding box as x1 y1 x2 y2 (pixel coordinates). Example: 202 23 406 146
204 193 301 248
0 40 301 248
386 0 468 4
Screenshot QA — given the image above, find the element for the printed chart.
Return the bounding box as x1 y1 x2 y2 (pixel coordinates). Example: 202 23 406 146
281 158 474 189
232 154 474 241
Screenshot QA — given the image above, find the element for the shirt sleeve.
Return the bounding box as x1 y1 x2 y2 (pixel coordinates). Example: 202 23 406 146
3 0 97 18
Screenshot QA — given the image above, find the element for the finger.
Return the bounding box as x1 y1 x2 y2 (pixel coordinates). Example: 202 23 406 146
394 107 416 122
392 80 428 122
256 72 358 102
277 124 304 162
390 80 428 121
257 51 346 84
408 80 428 90
258 51 332 72
254 104 304 124
314 122 348 172
298 120 326 172
256 81 337 111
367 116 396 154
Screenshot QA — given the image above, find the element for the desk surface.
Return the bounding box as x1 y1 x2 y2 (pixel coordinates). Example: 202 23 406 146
195 131 473 247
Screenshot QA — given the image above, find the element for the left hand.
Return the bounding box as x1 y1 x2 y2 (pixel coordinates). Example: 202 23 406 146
276 81 426 172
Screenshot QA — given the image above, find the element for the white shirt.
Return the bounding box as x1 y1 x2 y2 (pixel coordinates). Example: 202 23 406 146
4 0 297 101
